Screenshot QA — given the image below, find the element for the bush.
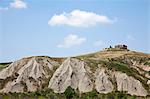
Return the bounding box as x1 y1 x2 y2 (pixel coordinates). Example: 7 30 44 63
115 91 127 99
64 86 75 99
81 90 98 99
106 93 114 99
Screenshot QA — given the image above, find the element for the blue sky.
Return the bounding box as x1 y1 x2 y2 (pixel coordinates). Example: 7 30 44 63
0 0 149 62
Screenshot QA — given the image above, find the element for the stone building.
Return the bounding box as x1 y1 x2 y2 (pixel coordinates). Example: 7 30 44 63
115 45 127 50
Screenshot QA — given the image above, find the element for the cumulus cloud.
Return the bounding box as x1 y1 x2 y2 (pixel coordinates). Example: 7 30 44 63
48 10 115 27
10 0 27 9
57 34 86 48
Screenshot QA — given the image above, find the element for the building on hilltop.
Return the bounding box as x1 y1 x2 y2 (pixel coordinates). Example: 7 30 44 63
103 44 128 51
115 44 127 50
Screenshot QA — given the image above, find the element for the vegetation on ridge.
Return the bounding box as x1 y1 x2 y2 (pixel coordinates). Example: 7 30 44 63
0 62 11 71
0 88 149 99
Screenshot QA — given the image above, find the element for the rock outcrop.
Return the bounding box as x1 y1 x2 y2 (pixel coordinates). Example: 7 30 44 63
48 57 148 96
0 50 149 97
0 56 60 93
115 72 148 96
94 68 114 94
48 58 93 93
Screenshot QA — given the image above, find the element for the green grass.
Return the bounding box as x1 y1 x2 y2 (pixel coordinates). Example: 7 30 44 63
0 64 8 70
106 61 135 76
85 59 100 72
0 89 149 99
0 62 11 70
143 60 150 66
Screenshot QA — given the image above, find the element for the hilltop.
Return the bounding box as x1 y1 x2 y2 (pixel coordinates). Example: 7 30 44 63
0 46 150 99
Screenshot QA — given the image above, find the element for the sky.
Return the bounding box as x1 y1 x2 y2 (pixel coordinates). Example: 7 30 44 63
0 0 149 62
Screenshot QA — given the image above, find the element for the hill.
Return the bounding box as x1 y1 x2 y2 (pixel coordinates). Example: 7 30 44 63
0 48 150 98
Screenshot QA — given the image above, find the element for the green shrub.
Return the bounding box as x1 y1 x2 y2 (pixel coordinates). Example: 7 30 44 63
81 90 98 99
106 93 114 99
64 86 75 99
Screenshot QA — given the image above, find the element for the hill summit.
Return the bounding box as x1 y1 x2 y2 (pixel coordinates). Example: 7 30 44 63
0 46 150 98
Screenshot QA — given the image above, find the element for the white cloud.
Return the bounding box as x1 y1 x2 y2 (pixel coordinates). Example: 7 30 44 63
48 10 115 27
0 0 27 12
57 34 86 48
10 0 27 9
94 40 104 47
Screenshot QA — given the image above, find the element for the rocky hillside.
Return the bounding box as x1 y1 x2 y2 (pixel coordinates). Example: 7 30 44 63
0 49 150 98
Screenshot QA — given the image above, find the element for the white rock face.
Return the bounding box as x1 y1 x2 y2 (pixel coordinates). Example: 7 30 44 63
147 80 150 85
0 81 24 93
0 57 60 93
115 72 148 96
0 56 149 97
132 60 150 72
48 58 93 93
48 58 149 96
95 68 114 93
0 59 29 79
